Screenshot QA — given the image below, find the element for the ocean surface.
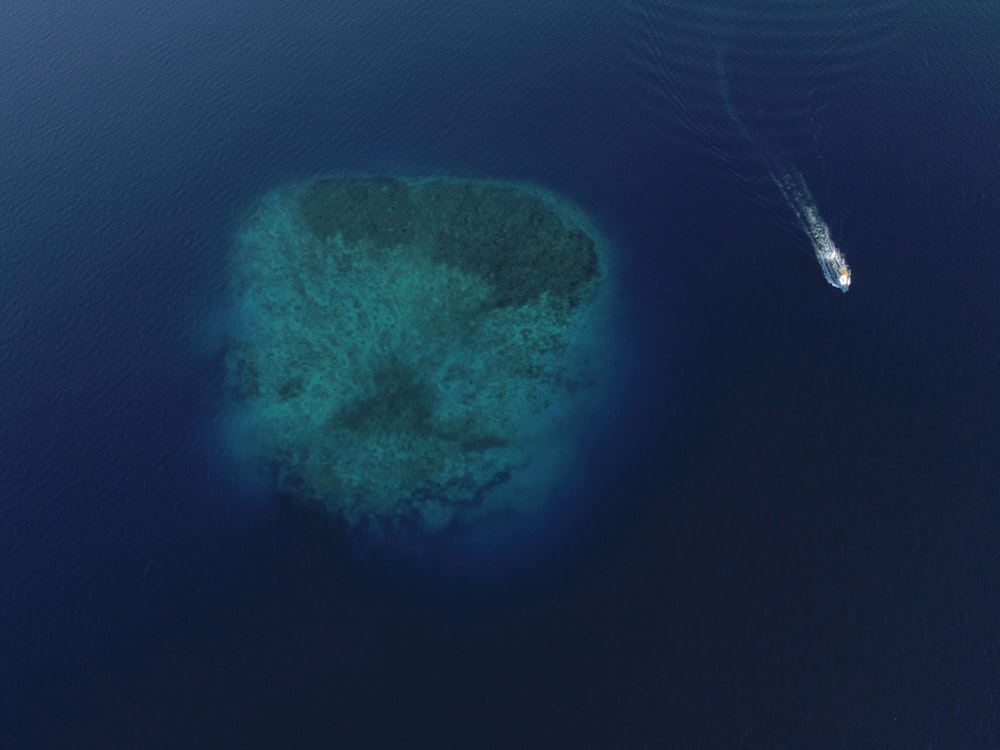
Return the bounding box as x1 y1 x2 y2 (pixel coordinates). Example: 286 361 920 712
2 0 999 747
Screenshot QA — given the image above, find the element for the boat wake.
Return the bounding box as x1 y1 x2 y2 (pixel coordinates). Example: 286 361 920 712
718 49 850 292
621 0 893 293
774 169 850 292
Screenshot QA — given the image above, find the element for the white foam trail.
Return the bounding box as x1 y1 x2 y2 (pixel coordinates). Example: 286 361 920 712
772 170 851 292
717 48 851 292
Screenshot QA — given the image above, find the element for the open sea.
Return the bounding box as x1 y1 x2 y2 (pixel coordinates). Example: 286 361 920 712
3 0 999 747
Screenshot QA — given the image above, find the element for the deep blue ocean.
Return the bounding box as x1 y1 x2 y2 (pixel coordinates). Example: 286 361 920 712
3 0 1000 747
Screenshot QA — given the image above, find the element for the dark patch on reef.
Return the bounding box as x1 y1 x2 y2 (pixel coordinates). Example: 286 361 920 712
299 176 416 249
297 176 599 311
231 354 261 398
328 357 510 455
333 358 436 437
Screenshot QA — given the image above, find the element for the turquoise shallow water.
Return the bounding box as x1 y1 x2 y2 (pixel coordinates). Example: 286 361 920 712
224 175 625 545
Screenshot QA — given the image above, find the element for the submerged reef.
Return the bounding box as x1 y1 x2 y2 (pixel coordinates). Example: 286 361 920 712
225 175 619 541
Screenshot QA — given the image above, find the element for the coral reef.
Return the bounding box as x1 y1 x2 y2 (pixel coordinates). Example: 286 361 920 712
226 175 618 537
